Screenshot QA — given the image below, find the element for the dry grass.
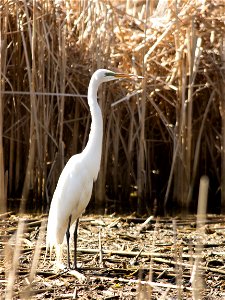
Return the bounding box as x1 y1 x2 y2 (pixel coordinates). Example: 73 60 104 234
0 0 225 214
2 205 225 299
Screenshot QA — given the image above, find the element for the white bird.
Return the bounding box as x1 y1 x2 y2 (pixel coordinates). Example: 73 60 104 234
46 69 141 269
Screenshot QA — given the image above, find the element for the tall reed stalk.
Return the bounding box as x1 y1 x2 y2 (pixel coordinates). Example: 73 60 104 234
219 37 225 212
0 3 7 212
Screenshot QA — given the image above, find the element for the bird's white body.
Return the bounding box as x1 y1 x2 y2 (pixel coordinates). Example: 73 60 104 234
46 69 112 260
46 154 93 249
46 69 137 265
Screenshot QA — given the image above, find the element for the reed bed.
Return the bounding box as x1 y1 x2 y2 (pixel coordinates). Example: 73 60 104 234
0 0 225 214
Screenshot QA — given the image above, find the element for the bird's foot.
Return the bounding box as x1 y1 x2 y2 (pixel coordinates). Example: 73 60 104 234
65 262 82 272
54 262 86 282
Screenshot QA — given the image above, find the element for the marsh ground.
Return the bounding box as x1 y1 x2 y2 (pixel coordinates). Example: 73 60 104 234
1 213 225 299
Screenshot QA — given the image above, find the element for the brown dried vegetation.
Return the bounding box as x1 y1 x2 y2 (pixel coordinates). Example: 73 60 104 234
1 210 225 299
0 0 224 214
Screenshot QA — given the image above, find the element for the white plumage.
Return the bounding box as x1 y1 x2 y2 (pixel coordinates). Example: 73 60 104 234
46 69 138 268
46 154 93 258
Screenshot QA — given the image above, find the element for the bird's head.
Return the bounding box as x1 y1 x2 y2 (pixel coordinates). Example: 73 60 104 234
92 69 143 84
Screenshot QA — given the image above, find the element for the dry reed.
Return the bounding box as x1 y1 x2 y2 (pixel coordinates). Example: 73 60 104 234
0 0 224 214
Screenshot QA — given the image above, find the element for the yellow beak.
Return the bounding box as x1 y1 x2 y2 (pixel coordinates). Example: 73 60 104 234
114 73 143 79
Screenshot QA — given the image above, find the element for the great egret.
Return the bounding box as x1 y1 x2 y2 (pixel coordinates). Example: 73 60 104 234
46 69 141 269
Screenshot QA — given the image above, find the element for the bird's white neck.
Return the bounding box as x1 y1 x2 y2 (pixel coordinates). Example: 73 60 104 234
82 78 103 181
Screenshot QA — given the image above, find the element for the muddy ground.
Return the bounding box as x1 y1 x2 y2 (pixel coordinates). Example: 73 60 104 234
1 212 225 299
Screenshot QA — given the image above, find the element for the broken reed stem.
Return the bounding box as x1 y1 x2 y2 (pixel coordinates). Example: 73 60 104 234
191 176 209 299
196 176 209 227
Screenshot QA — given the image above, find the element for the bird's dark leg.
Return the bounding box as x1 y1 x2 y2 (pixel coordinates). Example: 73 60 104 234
73 218 79 269
66 215 72 269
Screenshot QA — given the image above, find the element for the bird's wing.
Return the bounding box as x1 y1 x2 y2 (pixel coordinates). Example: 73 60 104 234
46 154 93 252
